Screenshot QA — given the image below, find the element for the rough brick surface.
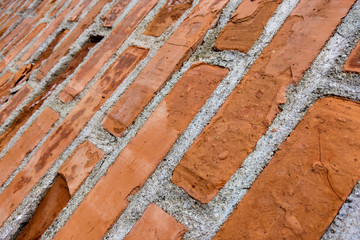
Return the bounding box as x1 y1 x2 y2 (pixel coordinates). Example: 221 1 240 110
343 40 360 73
214 97 360 239
173 0 356 204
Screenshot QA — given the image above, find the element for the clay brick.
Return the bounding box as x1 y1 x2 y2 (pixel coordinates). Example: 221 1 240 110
102 0 229 137
0 40 98 153
213 97 360 239
102 0 131 27
0 108 59 186
172 0 356 203
58 0 157 103
0 22 47 73
16 175 70 240
0 71 13 87
343 40 360 73
16 140 103 240
58 141 104 196
48 0 68 18
124 204 188 240
0 15 19 38
214 0 282 53
68 0 92 22
0 18 32 51
143 0 193 37
36 0 112 81
0 46 148 228
53 63 228 239
0 85 32 126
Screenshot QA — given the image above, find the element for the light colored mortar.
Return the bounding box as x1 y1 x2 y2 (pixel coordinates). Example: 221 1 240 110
0 0 359 239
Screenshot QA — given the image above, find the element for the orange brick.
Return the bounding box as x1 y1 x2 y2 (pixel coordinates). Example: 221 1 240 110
214 0 282 53
124 204 188 240
0 22 47 73
102 0 131 27
172 0 356 203
0 39 99 154
0 107 59 186
143 0 193 37
0 71 13 87
0 18 32 51
0 46 148 228
343 40 360 73
36 0 112 81
53 63 228 239
213 97 360 239
48 0 68 17
0 15 19 38
68 0 92 22
16 140 103 240
102 0 229 137
58 141 104 196
0 85 32 125
58 0 157 103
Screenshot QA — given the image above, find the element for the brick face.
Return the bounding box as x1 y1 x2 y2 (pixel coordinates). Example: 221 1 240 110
53 63 228 239
172 0 356 204
343 40 360 73
213 97 360 239
102 0 132 28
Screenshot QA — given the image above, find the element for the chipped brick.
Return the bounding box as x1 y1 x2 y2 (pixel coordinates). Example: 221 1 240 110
172 0 356 203
53 63 228 239
214 0 282 53
213 97 360 239
59 0 157 103
124 204 188 240
343 40 360 73
0 107 59 186
0 46 147 228
68 0 93 22
103 0 230 137
144 0 193 37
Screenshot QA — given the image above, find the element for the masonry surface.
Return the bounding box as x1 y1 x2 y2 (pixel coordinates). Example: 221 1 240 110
0 0 359 239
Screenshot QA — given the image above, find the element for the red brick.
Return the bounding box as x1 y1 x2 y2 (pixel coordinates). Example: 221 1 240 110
68 0 92 22
0 46 148 228
0 40 98 154
102 0 131 28
343 40 360 73
53 63 228 239
58 0 157 103
16 175 70 240
48 0 68 18
16 140 103 240
172 0 356 203
0 18 32 51
36 0 112 81
124 204 188 240
0 71 13 87
58 141 104 196
0 15 19 38
0 64 32 105
0 108 59 187
214 0 282 53
102 0 229 137
143 0 193 37
0 85 32 126
0 22 47 73
213 97 360 239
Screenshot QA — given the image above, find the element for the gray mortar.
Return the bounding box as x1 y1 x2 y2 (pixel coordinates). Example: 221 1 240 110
0 0 359 239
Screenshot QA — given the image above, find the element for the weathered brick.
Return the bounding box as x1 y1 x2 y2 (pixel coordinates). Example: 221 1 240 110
58 0 157 103
48 0 68 17
124 204 188 240
214 0 282 53
58 141 104 196
143 0 193 37
102 0 131 28
0 85 32 126
0 22 47 73
0 39 98 153
0 46 147 227
0 15 19 38
343 40 360 73
213 97 360 239
172 0 356 203
0 107 59 186
102 0 229 137
53 63 228 239
36 0 112 80
0 18 32 51
0 71 13 87
68 0 92 22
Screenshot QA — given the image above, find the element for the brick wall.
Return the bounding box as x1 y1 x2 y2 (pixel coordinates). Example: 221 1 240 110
0 0 359 239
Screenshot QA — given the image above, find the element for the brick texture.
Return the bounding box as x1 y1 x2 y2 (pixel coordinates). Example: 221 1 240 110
343 40 360 73
102 0 132 28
